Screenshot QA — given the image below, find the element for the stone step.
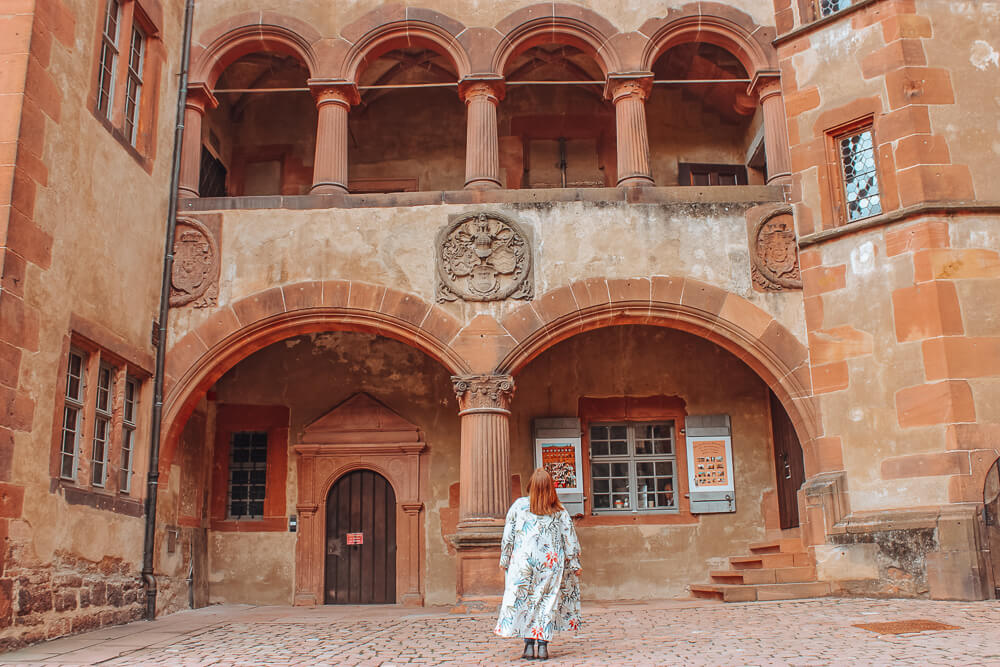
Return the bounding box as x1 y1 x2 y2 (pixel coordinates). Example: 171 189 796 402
729 553 797 569
690 581 831 603
748 538 805 554
709 566 817 585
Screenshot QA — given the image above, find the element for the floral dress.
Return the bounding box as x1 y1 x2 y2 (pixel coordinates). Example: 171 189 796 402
494 497 582 641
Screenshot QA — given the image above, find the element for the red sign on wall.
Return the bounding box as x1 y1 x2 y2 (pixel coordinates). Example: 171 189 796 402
346 532 363 545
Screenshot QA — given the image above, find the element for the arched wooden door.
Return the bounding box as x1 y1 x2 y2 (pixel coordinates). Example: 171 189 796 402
984 457 1000 598
325 469 397 604
770 391 805 529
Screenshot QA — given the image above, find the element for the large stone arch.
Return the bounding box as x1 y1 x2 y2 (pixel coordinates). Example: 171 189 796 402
492 3 623 76
160 280 468 474
639 3 777 75
494 276 820 464
190 13 320 88
339 7 472 82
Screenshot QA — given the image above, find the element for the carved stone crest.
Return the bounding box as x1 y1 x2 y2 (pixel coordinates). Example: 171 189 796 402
436 211 533 302
750 207 802 291
170 217 220 308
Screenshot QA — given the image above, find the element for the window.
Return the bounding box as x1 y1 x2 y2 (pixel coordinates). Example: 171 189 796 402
837 128 882 222
819 0 852 18
123 25 145 145
96 0 121 119
60 350 87 480
589 422 678 513
120 376 139 493
678 163 748 186
90 364 115 487
227 432 268 519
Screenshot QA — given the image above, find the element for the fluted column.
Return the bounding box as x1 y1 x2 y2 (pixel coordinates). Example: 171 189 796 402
178 83 217 199
607 75 654 188
453 374 514 527
308 79 360 194
754 76 793 184
459 78 505 190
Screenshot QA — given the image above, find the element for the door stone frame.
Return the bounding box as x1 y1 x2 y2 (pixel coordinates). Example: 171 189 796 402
292 393 426 606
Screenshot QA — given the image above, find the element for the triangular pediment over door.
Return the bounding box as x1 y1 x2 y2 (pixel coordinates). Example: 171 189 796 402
300 392 423 446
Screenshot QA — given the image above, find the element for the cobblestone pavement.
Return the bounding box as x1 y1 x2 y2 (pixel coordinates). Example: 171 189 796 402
3 597 1000 666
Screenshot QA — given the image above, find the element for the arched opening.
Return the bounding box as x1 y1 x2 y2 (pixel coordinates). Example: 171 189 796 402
155 329 458 612
202 52 316 196
510 324 806 599
648 42 764 186
348 47 465 192
325 469 397 604
498 42 615 189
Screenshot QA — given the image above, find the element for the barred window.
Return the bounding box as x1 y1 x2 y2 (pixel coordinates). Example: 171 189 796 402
96 0 121 119
820 0 852 18
120 376 139 493
228 432 268 519
60 350 87 480
90 364 115 487
123 26 145 145
589 422 678 513
838 128 882 222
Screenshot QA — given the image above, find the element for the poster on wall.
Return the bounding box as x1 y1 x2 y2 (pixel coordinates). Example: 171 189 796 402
685 435 735 495
534 438 582 495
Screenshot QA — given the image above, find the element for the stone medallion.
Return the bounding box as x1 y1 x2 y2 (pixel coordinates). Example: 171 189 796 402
170 217 220 308
750 206 802 291
436 211 533 302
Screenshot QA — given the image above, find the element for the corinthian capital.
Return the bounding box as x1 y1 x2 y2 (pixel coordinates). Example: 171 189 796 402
452 374 515 414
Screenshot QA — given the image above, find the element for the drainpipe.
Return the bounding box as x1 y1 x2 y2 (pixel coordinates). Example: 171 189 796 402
143 0 196 622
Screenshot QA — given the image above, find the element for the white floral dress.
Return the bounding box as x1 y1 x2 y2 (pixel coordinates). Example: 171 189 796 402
494 497 582 641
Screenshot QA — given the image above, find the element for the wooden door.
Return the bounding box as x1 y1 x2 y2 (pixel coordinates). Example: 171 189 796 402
770 391 805 529
325 469 396 604
984 458 1000 598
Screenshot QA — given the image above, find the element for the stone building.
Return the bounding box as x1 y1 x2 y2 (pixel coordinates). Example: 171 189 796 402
1 0 999 648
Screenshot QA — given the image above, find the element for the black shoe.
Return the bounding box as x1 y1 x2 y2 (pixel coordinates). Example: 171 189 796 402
522 639 536 660
536 641 549 660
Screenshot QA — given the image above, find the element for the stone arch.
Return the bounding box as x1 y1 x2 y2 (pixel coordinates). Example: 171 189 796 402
160 281 467 474
339 8 472 82
495 276 819 457
322 461 400 503
492 3 622 76
190 14 320 88
639 4 776 76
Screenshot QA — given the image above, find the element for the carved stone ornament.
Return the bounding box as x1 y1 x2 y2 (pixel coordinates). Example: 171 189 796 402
436 211 533 302
751 207 802 291
169 217 220 308
452 374 515 412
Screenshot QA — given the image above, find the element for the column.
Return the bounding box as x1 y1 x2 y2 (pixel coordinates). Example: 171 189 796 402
453 374 514 527
756 77 793 184
608 75 654 188
308 80 360 194
459 78 505 190
177 83 217 199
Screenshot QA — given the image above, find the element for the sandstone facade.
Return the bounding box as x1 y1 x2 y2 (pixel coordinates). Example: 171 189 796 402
0 0 998 649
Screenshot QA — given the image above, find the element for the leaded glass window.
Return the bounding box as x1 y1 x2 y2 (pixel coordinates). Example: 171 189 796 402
820 0 852 17
90 364 114 487
228 431 268 519
839 129 882 222
61 350 87 480
589 422 678 513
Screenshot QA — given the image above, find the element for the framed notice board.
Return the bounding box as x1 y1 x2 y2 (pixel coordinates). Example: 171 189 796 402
685 414 736 513
534 438 583 494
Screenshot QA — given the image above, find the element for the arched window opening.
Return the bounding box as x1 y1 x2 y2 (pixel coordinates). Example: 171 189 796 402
348 48 465 193
500 45 614 189
648 43 763 186
203 52 316 197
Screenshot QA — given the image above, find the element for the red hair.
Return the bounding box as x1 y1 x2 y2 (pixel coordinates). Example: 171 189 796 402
528 467 564 515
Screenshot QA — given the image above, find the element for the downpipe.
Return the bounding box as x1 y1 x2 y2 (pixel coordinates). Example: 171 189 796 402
142 0 196 622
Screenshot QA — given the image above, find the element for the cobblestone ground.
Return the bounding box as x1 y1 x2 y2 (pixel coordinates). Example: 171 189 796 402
3 597 1000 666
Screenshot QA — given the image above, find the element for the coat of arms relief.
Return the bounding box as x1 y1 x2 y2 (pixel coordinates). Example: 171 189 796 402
436 211 534 302
750 206 802 291
170 217 220 308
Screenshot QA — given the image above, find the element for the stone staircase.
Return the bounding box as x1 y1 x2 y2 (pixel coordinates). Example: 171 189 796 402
689 538 831 602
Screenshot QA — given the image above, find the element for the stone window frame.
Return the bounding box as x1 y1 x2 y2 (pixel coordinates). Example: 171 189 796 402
88 0 164 171
587 421 680 514
210 405 289 532
825 114 884 226
50 335 149 515
575 396 697 527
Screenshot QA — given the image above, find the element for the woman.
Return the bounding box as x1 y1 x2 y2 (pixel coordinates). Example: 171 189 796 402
494 468 582 660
